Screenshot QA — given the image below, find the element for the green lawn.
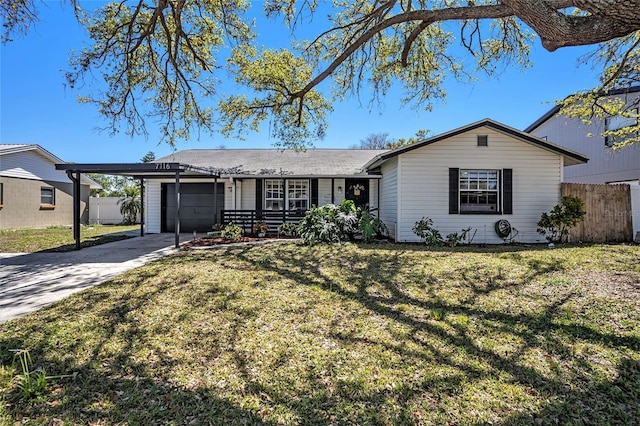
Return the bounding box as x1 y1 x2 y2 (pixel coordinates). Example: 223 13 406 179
0 224 139 253
1 243 639 425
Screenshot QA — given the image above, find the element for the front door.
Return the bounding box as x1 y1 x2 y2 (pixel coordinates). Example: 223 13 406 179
345 179 369 209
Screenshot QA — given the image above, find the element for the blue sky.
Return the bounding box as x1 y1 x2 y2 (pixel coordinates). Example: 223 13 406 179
1 2 600 163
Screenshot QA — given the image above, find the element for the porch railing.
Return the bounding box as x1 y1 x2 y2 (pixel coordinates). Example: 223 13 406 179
221 209 306 234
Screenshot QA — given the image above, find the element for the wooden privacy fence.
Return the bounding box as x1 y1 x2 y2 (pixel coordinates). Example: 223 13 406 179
561 183 633 243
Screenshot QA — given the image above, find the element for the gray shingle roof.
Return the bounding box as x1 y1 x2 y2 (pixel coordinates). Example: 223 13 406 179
155 149 388 177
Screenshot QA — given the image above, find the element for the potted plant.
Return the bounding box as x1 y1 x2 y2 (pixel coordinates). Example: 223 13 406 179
252 222 269 237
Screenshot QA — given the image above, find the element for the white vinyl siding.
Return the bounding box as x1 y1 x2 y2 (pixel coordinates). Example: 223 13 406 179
318 179 333 206
379 157 398 240
369 179 379 210
241 179 256 210
145 180 162 233
397 127 561 243
333 178 346 204
0 150 72 183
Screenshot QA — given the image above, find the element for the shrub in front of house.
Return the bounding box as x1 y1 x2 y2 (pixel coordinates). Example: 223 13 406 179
221 223 243 241
278 223 299 238
537 196 586 243
358 207 387 243
412 217 444 246
298 200 358 245
252 222 269 237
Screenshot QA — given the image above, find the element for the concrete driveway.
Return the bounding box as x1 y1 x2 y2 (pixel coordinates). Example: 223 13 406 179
0 233 182 323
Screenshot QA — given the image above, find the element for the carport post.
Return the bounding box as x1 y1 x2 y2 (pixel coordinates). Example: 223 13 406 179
66 171 82 250
175 170 181 248
140 178 145 237
213 177 218 224
75 171 81 248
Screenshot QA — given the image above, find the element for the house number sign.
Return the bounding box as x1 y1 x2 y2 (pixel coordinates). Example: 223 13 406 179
155 163 174 169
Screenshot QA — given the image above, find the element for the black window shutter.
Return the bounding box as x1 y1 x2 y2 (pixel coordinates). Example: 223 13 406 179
255 178 263 214
449 168 459 214
502 169 513 214
311 179 318 207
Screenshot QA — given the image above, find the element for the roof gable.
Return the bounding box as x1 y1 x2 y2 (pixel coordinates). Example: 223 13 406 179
0 144 101 188
0 144 65 164
364 119 589 169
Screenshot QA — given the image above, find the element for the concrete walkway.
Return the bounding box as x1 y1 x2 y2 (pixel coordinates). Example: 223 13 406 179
0 233 182 323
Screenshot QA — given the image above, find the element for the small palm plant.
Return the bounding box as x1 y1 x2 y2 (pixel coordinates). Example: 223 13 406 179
118 186 141 225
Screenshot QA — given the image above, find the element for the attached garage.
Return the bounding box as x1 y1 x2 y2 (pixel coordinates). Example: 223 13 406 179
162 182 225 233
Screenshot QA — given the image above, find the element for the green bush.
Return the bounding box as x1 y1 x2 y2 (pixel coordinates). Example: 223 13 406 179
221 223 243 241
298 200 358 245
278 223 299 238
537 196 586 243
412 217 443 246
445 227 476 247
358 207 387 243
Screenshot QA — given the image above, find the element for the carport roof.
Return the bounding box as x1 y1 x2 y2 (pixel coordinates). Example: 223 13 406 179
55 162 220 179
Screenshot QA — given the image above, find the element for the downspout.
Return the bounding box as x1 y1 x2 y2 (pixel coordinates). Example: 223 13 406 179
229 177 236 209
213 177 218 224
377 178 380 218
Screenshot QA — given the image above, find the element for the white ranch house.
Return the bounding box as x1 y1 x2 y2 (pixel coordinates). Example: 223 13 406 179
142 119 587 244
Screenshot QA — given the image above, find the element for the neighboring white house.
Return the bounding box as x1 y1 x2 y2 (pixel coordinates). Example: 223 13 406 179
526 87 640 240
0 144 100 230
525 87 640 185
144 119 587 243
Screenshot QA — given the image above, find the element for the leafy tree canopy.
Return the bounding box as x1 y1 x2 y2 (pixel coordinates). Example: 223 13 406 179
352 129 430 149
2 0 639 149
89 174 139 197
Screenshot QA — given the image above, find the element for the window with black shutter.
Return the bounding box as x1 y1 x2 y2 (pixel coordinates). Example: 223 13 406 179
449 168 512 215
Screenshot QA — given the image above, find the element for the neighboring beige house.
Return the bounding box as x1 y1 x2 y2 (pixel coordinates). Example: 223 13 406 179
525 87 640 185
0 144 99 230
146 119 587 243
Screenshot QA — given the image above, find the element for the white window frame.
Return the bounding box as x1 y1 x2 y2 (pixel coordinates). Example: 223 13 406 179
459 169 500 214
264 179 310 211
264 179 284 210
287 179 309 211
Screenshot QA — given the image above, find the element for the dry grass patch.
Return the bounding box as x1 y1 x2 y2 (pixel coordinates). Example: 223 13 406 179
0 243 639 425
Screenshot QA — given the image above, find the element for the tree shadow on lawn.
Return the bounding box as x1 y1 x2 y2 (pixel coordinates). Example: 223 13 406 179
234 243 640 424
38 232 135 253
0 243 638 424
0 262 278 425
